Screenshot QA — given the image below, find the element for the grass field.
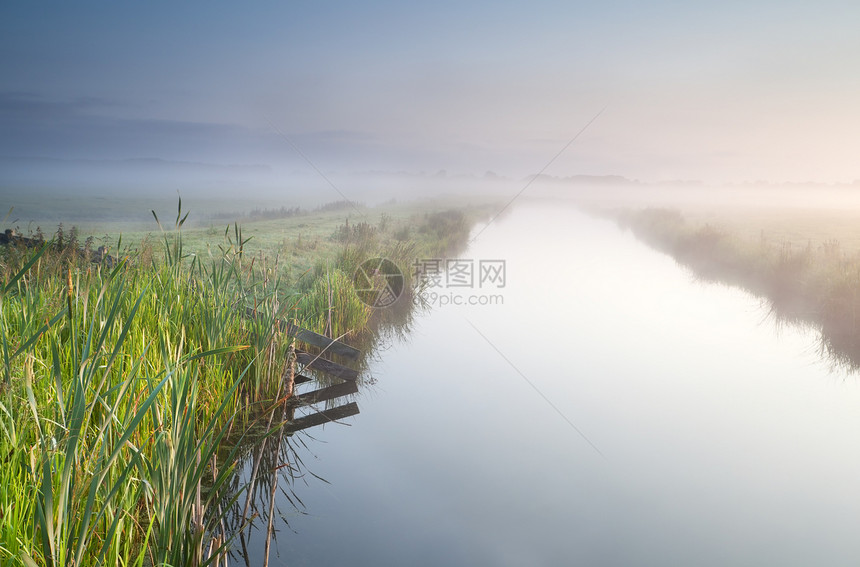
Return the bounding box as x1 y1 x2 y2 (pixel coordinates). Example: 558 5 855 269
682 206 860 254
7 194 497 280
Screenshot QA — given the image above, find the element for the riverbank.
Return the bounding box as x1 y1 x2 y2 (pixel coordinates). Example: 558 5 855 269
0 198 494 565
604 206 860 369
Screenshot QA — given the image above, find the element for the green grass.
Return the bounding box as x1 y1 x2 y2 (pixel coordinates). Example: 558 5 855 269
5 195 497 279
0 219 286 565
0 196 495 565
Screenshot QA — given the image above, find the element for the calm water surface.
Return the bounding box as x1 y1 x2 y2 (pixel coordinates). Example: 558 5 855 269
245 200 860 566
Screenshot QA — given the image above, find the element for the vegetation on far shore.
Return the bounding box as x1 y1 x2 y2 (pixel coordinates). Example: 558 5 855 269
608 207 860 369
0 197 492 565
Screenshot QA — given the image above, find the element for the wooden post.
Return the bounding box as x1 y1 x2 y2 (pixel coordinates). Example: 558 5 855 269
284 340 296 400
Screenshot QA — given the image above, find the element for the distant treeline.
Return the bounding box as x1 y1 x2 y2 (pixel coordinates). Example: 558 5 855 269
209 205 304 222
208 200 364 222
315 199 363 212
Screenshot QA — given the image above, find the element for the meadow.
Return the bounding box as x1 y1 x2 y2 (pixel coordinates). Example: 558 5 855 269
0 195 496 565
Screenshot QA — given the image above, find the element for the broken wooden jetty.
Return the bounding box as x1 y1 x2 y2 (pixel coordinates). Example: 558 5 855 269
287 341 361 433
294 351 358 381
284 402 360 433
244 306 360 361
245 307 363 434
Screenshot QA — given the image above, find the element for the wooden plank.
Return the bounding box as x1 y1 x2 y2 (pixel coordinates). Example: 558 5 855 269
244 308 360 361
290 380 358 407
286 323 361 361
295 351 358 381
293 374 313 385
285 402 360 433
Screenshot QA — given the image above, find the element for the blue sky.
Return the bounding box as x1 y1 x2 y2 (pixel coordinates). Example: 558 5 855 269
2 1 860 183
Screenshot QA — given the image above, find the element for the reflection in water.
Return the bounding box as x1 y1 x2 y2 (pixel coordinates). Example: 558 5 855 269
220 383 357 565
229 431 313 564
230 369 361 564
218 284 421 565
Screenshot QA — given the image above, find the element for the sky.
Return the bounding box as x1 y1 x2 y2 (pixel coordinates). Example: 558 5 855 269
2 0 860 186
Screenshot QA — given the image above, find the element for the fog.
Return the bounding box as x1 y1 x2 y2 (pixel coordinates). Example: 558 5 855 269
5 151 860 231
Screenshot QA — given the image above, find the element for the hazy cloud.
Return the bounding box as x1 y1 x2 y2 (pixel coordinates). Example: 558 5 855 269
4 2 860 183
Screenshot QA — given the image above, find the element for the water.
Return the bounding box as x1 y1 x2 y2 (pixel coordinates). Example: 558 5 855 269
241 200 860 566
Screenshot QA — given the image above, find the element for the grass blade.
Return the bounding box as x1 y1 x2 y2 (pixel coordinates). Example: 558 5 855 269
2 243 49 295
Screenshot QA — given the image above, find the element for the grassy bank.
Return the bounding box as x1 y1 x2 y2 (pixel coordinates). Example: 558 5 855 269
0 198 491 565
610 207 860 369
0 224 289 565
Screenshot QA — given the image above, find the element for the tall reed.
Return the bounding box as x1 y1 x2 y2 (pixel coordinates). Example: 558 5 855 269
0 208 294 565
